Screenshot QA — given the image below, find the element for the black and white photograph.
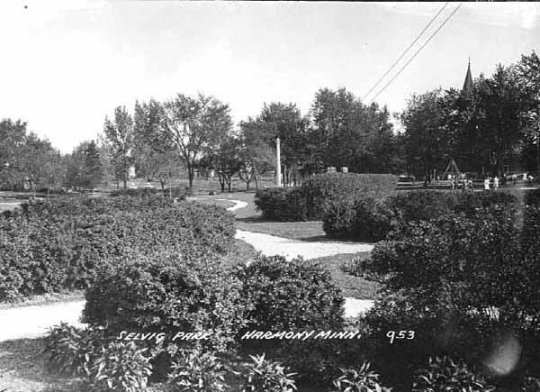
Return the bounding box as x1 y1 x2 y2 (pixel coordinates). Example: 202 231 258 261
0 1 540 391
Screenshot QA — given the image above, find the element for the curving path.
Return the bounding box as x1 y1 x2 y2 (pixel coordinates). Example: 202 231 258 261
0 197 374 341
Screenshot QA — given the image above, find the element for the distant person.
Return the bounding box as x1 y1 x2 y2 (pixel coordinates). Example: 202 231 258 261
493 175 499 191
528 174 534 185
484 177 490 191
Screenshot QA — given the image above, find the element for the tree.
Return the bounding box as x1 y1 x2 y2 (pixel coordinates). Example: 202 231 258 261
475 64 525 176
209 135 242 192
309 88 398 174
258 102 310 183
516 51 540 171
83 141 103 189
161 93 232 188
104 106 135 189
401 89 453 180
18 133 61 197
0 119 27 189
238 119 276 190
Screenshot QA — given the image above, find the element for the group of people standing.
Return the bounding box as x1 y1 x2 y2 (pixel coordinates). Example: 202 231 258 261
484 175 499 191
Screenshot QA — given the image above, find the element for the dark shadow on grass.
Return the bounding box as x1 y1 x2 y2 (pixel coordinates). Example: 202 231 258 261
0 338 79 391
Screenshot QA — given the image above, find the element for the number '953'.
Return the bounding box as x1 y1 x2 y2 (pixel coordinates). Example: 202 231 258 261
386 330 415 344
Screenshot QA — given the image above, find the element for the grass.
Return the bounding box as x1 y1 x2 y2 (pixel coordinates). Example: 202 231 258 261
311 252 380 300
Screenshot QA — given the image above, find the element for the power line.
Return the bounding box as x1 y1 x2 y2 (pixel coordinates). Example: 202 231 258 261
362 2 449 102
369 3 463 105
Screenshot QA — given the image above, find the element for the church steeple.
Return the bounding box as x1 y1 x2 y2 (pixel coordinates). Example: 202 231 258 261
462 58 474 96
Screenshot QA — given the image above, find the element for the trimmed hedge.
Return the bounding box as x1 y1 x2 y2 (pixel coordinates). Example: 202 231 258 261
83 250 249 352
0 196 235 301
354 191 540 389
255 173 397 221
236 255 344 333
323 190 522 242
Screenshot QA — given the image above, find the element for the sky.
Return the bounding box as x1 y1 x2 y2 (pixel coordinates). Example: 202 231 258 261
0 1 539 154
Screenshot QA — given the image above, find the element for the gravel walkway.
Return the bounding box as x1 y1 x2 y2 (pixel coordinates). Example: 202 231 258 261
0 197 373 341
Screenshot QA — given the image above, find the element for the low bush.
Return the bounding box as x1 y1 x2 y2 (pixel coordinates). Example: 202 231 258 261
87 341 152 392
0 196 235 301
45 322 105 377
332 362 392 392
238 354 297 392
236 255 344 333
166 348 228 392
109 188 161 198
44 323 153 392
301 173 397 219
412 356 494 392
83 250 249 353
324 190 523 243
323 197 394 242
255 173 397 222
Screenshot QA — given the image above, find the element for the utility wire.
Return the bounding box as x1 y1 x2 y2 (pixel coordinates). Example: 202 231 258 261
362 2 449 102
369 3 463 105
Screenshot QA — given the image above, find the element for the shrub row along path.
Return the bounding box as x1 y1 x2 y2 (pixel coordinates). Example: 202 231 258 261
0 198 374 342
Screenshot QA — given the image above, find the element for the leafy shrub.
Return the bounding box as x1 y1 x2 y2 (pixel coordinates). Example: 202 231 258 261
109 188 161 198
44 323 152 392
255 173 397 222
332 362 392 392
86 341 152 392
0 196 235 301
412 356 494 392
323 197 394 242
236 255 344 333
84 250 249 352
165 348 228 392
44 323 105 377
254 188 307 221
238 354 297 392
301 173 397 219
384 190 457 225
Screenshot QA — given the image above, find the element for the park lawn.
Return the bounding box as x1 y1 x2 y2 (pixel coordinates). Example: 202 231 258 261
193 191 328 240
310 252 380 300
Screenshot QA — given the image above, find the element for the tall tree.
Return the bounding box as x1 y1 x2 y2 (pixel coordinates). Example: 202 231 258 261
0 119 27 189
310 88 399 174
18 133 60 196
476 64 525 176
516 51 540 171
238 119 276 190
161 93 232 188
401 89 452 180
104 106 135 189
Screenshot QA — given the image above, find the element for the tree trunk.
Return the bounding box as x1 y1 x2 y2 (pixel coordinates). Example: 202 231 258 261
188 166 195 188
160 180 166 197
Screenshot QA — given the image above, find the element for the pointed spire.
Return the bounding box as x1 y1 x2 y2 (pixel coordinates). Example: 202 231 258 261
462 58 474 96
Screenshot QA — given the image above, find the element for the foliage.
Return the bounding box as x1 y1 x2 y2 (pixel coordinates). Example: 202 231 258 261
0 196 235 301
253 187 307 221
412 356 494 392
83 250 248 352
66 140 104 190
238 354 297 392
308 88 401 174
161 93 232 188
104 106 135 190
255 173 397 222
236 255 344 333
44 323 105 377
44 323 152 392
323 197 393 242
86 341 152 392
332 362 392 392
165 348 228 392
